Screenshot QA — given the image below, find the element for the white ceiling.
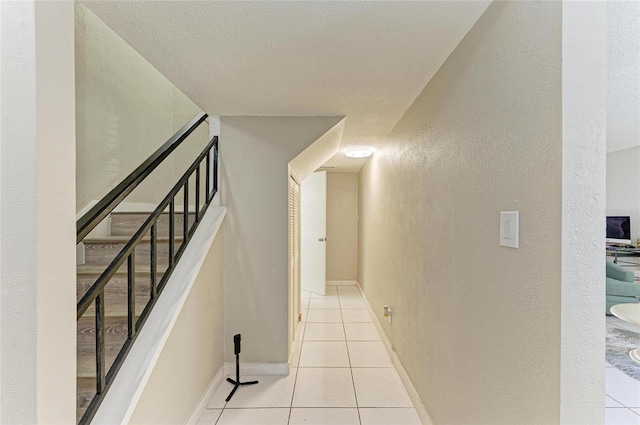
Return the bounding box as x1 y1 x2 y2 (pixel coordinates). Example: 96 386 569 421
84 1 490 171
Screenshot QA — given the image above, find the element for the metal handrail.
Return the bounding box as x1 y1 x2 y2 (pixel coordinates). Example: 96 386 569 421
77 136 217 318
76 112 208 243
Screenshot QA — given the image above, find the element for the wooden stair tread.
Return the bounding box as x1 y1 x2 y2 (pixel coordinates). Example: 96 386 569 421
76 264 166 275
82 235 184 244
110 211 195 216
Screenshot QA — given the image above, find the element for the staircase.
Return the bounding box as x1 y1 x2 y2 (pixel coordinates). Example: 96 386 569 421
76 212 193 421
75 112 218 424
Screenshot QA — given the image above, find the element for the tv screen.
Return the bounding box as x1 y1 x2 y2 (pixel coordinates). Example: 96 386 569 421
606 216 631 243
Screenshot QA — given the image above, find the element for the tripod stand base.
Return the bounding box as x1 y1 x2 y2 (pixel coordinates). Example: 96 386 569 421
225 377 259 402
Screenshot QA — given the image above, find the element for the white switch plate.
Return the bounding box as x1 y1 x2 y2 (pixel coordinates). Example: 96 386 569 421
500 211 519 248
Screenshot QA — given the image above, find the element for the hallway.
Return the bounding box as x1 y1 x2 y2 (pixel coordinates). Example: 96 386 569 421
197 284 422 424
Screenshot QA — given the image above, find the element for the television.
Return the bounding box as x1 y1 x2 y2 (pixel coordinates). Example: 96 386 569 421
606 216 631 245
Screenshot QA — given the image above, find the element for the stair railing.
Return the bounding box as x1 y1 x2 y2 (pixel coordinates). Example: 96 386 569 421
76 112 218 424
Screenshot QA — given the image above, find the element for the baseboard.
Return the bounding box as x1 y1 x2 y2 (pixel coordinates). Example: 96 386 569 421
186 366 225 425
356 282 434 425
224 362 289 377
327 280 357 286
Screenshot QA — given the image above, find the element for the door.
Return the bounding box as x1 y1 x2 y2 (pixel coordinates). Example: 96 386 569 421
301 171 327 296
288 175 301 342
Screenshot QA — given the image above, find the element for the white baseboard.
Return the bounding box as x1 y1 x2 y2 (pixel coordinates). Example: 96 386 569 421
224 362 289 377
356 282 434 425
327 280 357 286
186 366 225 425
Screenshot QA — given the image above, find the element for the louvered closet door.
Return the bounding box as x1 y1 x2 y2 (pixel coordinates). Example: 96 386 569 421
289 176 301 343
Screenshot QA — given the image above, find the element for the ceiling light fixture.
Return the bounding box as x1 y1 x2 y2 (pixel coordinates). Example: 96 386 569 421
345 146 374 158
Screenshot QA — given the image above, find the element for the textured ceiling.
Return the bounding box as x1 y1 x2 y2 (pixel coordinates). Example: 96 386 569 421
84 1 490 171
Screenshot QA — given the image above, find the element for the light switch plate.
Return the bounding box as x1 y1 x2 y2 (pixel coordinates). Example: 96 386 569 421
500 211 519 248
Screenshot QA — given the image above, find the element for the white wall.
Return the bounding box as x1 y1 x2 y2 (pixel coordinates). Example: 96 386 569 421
220 116 342 364
358 2 604 423
75 2 208 214
607 146 640 245
560 2 607 421
607 0 640 153
0 1 76 422
326 173 358 281
128 230 224 425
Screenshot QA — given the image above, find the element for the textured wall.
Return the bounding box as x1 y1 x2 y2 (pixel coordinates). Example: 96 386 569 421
220 116 342 363
326 173 358 281
129 231 224 425
560 2 607 422
358 2 565 423
75 2 207 214
1 2 77 422
607 146 640 245
608 0 640 153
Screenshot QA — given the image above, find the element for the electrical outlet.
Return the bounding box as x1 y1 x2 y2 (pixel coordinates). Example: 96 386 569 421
383 305 392 324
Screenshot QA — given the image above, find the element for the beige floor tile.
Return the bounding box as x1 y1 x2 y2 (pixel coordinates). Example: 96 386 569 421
344 322 381 341
339 298 366 309
359 408 422 425
310 285 338 298
292 368 356 407
215 408 290 425
306 309 343 323
299 341 350 367
289 408 360 425
304 323 345 341
309 298 341 310
352 368 413 408
196 409 222 424
341 309 373 323
348 341 393 367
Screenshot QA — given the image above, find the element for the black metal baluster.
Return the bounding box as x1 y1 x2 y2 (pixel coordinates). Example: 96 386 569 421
206 152 211 202
183 181 189 242
150 223 157 300
96 292 105 394
169 199 175 268
128 252 136 336
195 164 201 222
213 141 218 199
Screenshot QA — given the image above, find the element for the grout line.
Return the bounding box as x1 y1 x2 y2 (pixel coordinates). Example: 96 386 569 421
340 299 363 425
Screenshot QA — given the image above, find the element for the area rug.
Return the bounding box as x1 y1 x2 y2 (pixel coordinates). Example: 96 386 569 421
606 326 640 381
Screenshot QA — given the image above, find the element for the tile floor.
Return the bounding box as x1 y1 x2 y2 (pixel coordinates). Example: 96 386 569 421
197 284 422 425
606 315 640 425
196 280 640 425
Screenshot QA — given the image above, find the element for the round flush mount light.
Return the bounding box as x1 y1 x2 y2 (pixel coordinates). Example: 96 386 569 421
345 146 374 158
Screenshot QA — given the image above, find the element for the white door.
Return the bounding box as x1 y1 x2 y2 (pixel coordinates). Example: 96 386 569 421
301 171 327 296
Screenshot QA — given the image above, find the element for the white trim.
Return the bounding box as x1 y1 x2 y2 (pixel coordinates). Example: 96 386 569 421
327 280 357 286
76 199 99 220
224 362 289 377
76 242 85 265
78 200 202 217
91 206 227 425
185 366 225 425
356 282 434 425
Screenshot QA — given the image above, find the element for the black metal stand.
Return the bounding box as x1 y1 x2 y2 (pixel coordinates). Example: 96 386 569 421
225 334 258 402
